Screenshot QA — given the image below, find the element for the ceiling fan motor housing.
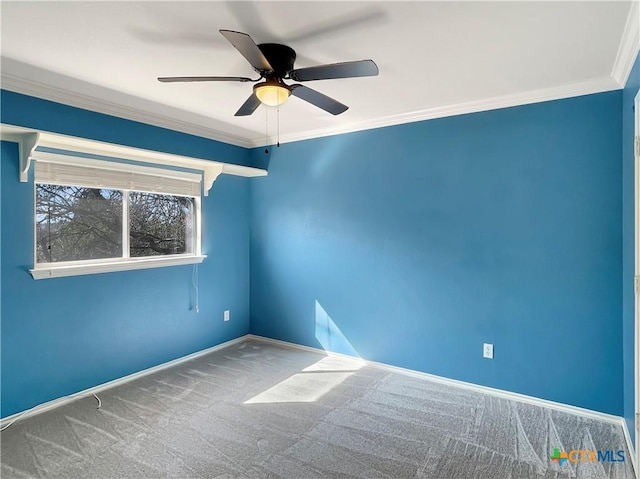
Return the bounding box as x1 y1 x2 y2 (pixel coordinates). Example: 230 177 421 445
258 43 297 77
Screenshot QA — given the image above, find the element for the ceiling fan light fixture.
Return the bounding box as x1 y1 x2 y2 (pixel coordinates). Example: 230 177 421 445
254 79 290 106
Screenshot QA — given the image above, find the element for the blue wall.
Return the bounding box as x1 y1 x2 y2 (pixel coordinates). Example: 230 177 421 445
1 92 251 418
0 84 631 420
622 52 640 443
250 91 624 415
0 90 251 167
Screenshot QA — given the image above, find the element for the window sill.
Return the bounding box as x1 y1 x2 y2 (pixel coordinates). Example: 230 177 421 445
30 255 206 280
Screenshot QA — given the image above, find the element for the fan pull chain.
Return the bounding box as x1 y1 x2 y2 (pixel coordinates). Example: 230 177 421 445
264 105 269 154
277 103 280 148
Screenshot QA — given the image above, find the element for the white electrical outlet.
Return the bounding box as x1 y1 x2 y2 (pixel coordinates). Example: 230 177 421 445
483 343 494 359
224 310 230 322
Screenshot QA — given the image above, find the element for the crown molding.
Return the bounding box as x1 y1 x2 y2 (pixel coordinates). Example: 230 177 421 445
247 76 621 147
1 66 622 151
612 0 640 87
0 71 255 148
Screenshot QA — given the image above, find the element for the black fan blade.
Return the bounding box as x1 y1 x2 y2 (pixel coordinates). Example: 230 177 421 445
289 85 348 115
158 76 254 83
235 93 261 116
289 60 378 82
220 29 273 73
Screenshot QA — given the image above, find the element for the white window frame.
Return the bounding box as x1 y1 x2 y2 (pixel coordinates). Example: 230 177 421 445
30 153 206 280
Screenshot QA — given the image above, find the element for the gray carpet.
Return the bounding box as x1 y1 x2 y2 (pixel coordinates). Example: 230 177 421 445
0 339 635 478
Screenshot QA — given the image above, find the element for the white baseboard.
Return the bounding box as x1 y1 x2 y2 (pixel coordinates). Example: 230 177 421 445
0 335 249 428
621 416 638 478
247 335 620 422
247 333 636 466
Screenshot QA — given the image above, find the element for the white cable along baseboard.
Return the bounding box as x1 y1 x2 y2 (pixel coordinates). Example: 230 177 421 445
0 336 247 429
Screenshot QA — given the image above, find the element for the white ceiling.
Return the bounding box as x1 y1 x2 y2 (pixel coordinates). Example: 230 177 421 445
1 1 638 148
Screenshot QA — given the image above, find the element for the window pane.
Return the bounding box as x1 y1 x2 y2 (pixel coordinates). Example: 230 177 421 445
129 192 194 257
36 185 123 263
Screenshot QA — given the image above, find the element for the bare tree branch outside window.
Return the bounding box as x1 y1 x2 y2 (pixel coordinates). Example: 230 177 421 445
130 192 193 257
36 185 122 263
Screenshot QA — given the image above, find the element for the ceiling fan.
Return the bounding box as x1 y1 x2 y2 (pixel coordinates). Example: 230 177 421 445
158 29 379 116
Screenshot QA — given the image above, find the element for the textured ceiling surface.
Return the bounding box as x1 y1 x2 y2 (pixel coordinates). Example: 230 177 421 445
0 1 635 146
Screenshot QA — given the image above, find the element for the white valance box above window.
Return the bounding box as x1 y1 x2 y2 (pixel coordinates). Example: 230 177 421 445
0 123 267 196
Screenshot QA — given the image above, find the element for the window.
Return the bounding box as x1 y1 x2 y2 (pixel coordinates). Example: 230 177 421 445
31 152 204 279
36 186 124 263
129 192 194 257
